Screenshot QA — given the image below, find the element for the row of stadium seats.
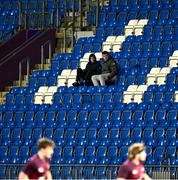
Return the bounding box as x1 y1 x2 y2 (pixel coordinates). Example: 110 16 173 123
0 127 177 141
0 144 177 164
1 100 178 112
88 5 178 26
0 109 177 129
109 0 178 6
5 89 178 105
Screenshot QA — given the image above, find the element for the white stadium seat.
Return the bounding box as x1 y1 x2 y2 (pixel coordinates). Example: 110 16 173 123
95 52 102 60
67 76 76 87
160 67 171 74
146 75 157 85
47 86 58 94
157 75 166 85
133 92 143 103
127 85 138 92
83 53 91 59
34 93 44 104
123 92 133 103
80 61 88 69
70 69 77 76
105 36 116 43
44 94 53 104
38 86 48 93
57 76 67 87
137 85 148 92
61 69 72 76
102 44 112 52
175 91 178 102
115 36 126 43
149 67 161 75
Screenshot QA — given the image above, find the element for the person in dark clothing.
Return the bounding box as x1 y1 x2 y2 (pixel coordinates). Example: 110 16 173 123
92 51 119 86
73 53 101 86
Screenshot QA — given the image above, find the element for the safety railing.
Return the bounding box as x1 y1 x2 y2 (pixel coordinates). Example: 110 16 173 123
0 164 177 180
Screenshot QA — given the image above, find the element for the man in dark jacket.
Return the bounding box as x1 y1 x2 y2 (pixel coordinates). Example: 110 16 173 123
92 51 119 86
73 53 101 86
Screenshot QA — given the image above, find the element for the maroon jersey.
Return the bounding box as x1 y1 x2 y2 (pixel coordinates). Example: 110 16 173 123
23 154 50 180
117 160 145 180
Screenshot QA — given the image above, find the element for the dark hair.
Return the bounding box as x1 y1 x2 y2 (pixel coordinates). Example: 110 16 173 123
37 138 55 150
102 51 109 55
89 53 97 63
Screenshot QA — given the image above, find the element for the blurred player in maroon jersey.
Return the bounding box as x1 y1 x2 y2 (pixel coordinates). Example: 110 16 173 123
117 143 152 180
18 138 55 180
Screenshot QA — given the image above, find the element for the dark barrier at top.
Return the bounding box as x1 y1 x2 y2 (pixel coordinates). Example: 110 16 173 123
0 30 40 60
0 29 56 91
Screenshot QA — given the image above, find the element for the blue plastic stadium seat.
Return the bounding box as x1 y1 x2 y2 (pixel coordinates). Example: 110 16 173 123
6 94 14 104
52 146 63 163
13 111 25 128
85 146 96 163
54 128 65 146
76 128 87 146
87 128 98 146
119 146 128 162
153 147 165 162
3 111 14 128
75 146 85 163
63 146 75 163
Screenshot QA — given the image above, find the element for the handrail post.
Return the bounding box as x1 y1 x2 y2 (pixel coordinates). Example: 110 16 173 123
19 61 22 86
71 0 75 48
49 40 52 59
79 0 82 30
96 0 100 27
64 28 66 53
50 11 54 28
64 0 67 53
42 0 45 29
18 0 22 29
24 13 27 29
41 45 44 70
56 0 60 31
27 58 30 81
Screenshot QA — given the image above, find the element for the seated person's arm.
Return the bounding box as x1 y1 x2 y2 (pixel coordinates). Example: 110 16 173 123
108 61 118 79
96 63 102 74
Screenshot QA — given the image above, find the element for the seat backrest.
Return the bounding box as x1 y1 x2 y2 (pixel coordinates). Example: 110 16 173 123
65 128 75 139
109 128 120 139
85 146 95 157
87 128 97 139
108 146 118 158
54 128 65 139
96 146 107 157
75 128 86 139
98 128 108 139
75 146 85 157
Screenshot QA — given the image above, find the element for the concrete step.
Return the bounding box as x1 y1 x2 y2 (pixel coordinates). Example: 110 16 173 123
34 63 51 70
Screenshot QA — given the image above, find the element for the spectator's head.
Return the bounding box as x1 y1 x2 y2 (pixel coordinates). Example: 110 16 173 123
89 53 97 63
102 51 110 62
128 143 146 162
37 138 55 159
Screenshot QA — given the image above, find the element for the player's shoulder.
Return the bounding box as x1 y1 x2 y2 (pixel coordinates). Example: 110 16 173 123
27 154 40 166
29 154 38 161
121 160 132 169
